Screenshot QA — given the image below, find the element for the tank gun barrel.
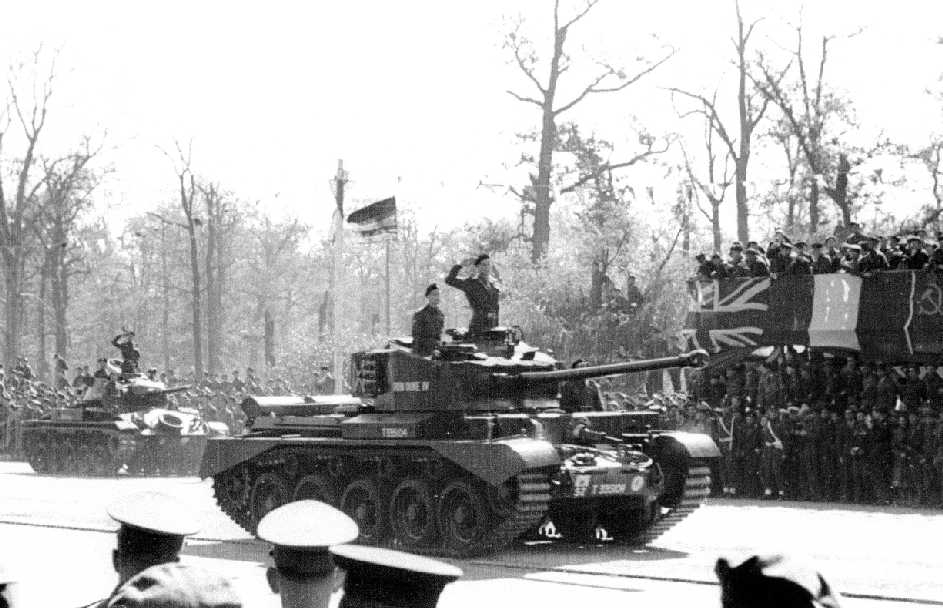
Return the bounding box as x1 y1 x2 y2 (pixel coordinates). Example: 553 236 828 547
160 385 193 395
517 350 708 383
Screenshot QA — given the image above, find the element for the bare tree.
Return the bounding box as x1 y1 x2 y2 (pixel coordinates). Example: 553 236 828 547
668 1 780 244
164 141 204 380
0 50 56 366
31 137 101 367
679 101 735 252
505 0 673 261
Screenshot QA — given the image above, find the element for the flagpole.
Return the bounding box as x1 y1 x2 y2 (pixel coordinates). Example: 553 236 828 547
385 235 391 336
331 159 346 392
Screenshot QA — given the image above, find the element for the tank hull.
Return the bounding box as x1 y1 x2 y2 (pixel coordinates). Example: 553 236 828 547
22 407 221 477
203 435 558 557
201 413 719 555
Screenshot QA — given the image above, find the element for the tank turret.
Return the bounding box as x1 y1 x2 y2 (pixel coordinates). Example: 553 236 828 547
350 326 706 413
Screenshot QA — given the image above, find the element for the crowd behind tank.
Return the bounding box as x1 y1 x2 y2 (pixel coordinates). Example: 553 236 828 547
0 352 340 460
695 222 943 278
676 348 943 508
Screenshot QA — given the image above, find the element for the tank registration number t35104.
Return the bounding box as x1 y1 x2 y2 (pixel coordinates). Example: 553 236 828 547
381 427 410 438
573 474 645 497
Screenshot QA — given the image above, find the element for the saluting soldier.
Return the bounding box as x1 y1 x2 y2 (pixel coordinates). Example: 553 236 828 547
257 501 359 608
411 284 445 357
445 254 500 335
331 544 462 608
82 491 200 608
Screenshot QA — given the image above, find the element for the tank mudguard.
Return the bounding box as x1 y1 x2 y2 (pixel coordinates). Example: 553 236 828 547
654 431 721 459
428 436 560 487
199 437 283 478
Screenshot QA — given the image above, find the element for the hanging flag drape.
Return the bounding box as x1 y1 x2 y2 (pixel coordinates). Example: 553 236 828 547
346 197 397 237
682 271 943 360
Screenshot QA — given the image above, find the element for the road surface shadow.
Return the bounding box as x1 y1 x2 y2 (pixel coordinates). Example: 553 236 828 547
711 497 943 516
452 542 688 582
183 539 269 563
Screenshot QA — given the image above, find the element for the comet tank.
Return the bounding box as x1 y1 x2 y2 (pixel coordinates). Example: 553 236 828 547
201 327 719 556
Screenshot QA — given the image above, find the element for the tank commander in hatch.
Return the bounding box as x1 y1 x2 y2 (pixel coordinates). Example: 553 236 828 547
412 283 444 357
445 254 500 335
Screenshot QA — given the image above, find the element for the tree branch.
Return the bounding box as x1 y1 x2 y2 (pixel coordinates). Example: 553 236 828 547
555 50 675 116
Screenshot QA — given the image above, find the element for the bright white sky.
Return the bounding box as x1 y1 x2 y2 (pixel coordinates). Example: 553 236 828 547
1 0 941 239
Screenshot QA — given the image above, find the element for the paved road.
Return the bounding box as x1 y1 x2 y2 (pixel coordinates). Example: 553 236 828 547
0 461 939 607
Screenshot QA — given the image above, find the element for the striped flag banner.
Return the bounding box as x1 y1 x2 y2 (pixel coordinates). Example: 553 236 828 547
346 197 397 237
685 271 941 359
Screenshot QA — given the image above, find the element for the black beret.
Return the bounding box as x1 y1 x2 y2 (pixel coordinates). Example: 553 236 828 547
474 254 490 265
811 242 823 249
425 283 438 296
729 244 743 253
794 241 807 248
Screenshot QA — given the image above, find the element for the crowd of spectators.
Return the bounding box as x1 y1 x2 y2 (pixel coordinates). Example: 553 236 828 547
0 353 339 460
695 222 943 279
677 348 943 507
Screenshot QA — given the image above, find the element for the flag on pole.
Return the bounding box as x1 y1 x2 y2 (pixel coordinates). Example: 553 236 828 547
346 197 398 237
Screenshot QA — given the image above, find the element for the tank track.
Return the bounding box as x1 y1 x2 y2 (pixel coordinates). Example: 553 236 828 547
21 428 203 477
211 452 551 558
631 463 711 545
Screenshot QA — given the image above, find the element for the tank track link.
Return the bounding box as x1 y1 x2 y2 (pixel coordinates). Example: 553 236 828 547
21 428 202 477
631 463 711 545
211 463 551 558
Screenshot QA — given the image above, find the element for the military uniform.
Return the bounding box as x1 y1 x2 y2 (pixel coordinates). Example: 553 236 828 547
411 304 444 357
103 563 241 608
445 264 499 334
331 544 462 608
257 500 359 608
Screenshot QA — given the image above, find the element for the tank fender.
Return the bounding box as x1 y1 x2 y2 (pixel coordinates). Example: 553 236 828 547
199 437 282 479
428 437 560 487
653 431 721 459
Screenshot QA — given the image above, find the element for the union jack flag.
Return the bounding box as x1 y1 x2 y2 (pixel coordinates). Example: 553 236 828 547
685 278 770 353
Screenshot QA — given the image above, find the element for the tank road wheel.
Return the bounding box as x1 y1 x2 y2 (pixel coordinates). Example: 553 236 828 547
90 442 114 476
75 441 95 475
437 480 492 556
341 478 387 544
249 472 291 532
554 510 600 544
389 479 437 550
53 440 74 475
292 473 339 505
27 435 49 473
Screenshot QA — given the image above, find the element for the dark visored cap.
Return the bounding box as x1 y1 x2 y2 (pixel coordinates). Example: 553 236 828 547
474 253 490 265
331 544 462 608
257 500 359 578
715 554 841 608
425 283 438 296
108 491 201 558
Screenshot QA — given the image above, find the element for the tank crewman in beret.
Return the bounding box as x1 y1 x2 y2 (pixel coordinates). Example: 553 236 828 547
82 491 201 608
445 254 500 335
111 328 141 376
331 544 462 608
103 563 241 608
715 553 841 607
257 501 359 608
411 284 445 357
